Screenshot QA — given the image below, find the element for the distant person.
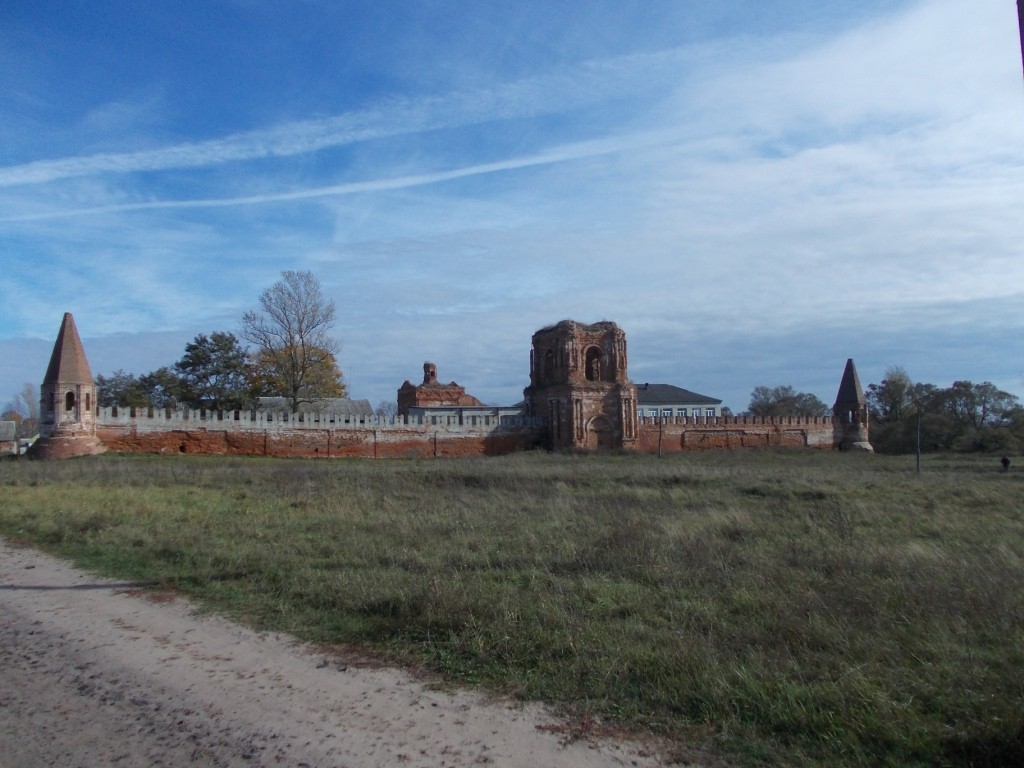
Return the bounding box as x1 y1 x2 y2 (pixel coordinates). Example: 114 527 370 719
1001 455 1011 472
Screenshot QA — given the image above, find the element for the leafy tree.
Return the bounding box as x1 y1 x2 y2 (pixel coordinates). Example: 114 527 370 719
96 369 147 408
866 372 1022 454
247 346 346 406
746 385 830 418
241 271 344 412
867 366 914 423
933 380 1018 430
97 368 185 409
174 332 251 410
138 367 185 409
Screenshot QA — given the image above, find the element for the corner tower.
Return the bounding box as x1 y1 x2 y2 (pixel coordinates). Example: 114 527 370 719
523 320 637 450
833 358 872 452
33 313 105 459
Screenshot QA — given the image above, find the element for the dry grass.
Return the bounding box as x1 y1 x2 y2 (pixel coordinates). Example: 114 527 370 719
1 449 1022 767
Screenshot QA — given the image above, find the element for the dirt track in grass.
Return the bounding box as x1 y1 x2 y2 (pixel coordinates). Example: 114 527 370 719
0 539 673 768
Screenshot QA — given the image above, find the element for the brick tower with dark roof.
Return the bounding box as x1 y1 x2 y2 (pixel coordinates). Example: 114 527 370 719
32 312 106 459
833 358 873 452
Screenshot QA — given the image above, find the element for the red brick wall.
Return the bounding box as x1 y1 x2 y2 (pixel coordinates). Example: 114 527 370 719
95 424 546 459
635 417 836 452
91 416 838 460
29 435 106 460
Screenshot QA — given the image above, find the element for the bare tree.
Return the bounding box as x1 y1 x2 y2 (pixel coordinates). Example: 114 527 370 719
241 271 344 412
2 383 40 437
375 400 398 420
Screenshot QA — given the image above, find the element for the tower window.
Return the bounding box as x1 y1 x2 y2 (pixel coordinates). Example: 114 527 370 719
65 391 76 412
585 347 602 381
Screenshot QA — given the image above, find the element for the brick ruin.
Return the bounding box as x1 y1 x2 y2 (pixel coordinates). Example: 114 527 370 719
31 314 871 459
523 320 638 450
397 362 485 416
524 319 862 453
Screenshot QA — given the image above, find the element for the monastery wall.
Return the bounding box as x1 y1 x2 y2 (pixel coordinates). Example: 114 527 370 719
93 407 547 458
91 408 839 459
635 414 837 452
35 314 868 460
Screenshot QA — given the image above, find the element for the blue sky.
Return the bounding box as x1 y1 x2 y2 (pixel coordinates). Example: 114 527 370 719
2 0 1023 412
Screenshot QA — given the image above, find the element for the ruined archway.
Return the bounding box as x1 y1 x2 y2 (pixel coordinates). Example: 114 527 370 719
584 346 602 382
585 415 615 450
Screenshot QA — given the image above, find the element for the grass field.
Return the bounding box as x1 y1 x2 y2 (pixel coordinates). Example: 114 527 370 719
1 449 1022 766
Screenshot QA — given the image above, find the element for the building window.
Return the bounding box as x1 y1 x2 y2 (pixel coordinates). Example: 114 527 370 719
65 391 75 412
585 347 602 382
648 409 658 418
706 408 716 418
692 408 701 418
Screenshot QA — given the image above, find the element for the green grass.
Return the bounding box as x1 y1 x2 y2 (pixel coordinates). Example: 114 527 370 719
1 450 1022 766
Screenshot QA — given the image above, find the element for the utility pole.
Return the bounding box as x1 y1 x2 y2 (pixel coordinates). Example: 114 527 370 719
916 406 921 474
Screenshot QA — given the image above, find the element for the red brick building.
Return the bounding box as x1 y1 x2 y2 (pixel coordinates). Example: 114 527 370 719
523 320 639 450
397 362 485 417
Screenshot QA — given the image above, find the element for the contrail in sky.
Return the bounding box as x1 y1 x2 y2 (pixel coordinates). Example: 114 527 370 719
0 50 685 188
0 133 673 222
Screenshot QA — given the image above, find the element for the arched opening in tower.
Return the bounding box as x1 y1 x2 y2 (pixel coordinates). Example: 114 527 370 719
585 347 602 382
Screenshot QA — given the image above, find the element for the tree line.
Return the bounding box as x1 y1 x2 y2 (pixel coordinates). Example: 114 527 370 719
865 367 1021 454
743 369 1022 454
98 270 346 414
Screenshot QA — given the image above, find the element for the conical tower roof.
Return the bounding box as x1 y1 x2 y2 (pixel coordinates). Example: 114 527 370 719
833 358 865 408
43 312 94 385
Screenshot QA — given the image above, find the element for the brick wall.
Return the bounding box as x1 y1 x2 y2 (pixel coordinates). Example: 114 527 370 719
636 415 836 453
95 421 546 459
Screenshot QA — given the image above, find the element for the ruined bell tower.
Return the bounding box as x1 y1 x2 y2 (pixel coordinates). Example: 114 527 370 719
523 320 637 450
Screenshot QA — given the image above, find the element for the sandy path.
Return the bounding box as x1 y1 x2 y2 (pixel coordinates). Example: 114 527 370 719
0 539 668 768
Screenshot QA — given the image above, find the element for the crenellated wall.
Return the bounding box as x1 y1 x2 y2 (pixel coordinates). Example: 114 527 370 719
89 407 840 458
93 407 548 458
635 414 837 453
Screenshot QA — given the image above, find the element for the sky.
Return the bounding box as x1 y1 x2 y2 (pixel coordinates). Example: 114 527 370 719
2 0 1023 413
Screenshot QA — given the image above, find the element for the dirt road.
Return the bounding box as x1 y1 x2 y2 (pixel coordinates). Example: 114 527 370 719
0 539 667 767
